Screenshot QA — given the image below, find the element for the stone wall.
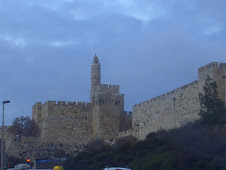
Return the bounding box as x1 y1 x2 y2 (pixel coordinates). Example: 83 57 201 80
119 111 132 132
132 81 200 140
127 62 226 140
32 101 94 143
6 135 86 160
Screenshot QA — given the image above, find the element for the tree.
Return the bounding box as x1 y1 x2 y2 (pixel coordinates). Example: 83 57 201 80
31 119 40 137
8 116 40 137
23 117 33 136
199 76 226 127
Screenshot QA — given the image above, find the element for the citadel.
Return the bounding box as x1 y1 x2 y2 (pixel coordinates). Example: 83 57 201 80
3 56 226 159
32 55 132 142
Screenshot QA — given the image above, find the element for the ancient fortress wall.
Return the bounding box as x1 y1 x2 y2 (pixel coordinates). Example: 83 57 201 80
32 101 94 143
130 62 226 140
133 81 200 140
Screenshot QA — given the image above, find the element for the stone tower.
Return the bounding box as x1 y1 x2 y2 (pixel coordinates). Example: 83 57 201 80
90 55 125 140
90 55 101 103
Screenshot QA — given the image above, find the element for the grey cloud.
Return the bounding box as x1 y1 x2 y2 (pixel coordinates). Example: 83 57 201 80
0 0 226 124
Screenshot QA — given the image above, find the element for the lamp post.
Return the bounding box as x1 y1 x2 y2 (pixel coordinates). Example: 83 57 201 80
173 97 176 128
134 124 140 139
222 76 226 104
1 100 10 170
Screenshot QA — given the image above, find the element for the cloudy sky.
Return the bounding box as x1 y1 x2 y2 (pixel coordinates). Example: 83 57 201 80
0 0 225 125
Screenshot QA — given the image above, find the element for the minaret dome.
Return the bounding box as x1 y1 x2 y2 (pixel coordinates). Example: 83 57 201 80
93 55 99 63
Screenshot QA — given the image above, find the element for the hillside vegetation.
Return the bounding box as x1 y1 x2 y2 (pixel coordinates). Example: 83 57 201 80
64 123 226 170
64 77 226 170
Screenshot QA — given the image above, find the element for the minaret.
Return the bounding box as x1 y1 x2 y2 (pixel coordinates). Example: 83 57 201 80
91 54 101 102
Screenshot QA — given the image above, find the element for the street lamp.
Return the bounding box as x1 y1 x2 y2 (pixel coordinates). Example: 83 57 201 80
134 124 140 139
1 100 10 170
222 76 226 104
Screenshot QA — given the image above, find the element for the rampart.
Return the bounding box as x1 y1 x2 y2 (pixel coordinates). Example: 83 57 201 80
128 62 226 140
32 101 94 142
132 81 200 139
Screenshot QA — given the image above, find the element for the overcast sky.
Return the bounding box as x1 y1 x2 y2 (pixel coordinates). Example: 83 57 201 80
0 0 226 125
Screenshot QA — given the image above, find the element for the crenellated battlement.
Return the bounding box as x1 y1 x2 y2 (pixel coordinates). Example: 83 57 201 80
198 62 218 71
32 100 95 140
41 100 94 109
33 102 42 110
32 101 94 122
109 85 120 93
134 62 225 110
198 62 220 81
133 80 199 109
97 84 120 93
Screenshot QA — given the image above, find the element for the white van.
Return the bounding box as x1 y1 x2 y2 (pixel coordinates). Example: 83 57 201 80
103 167 131 170
7 164 31 170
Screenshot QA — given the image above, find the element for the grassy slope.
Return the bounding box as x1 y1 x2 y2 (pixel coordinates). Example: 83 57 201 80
64 123 226 170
